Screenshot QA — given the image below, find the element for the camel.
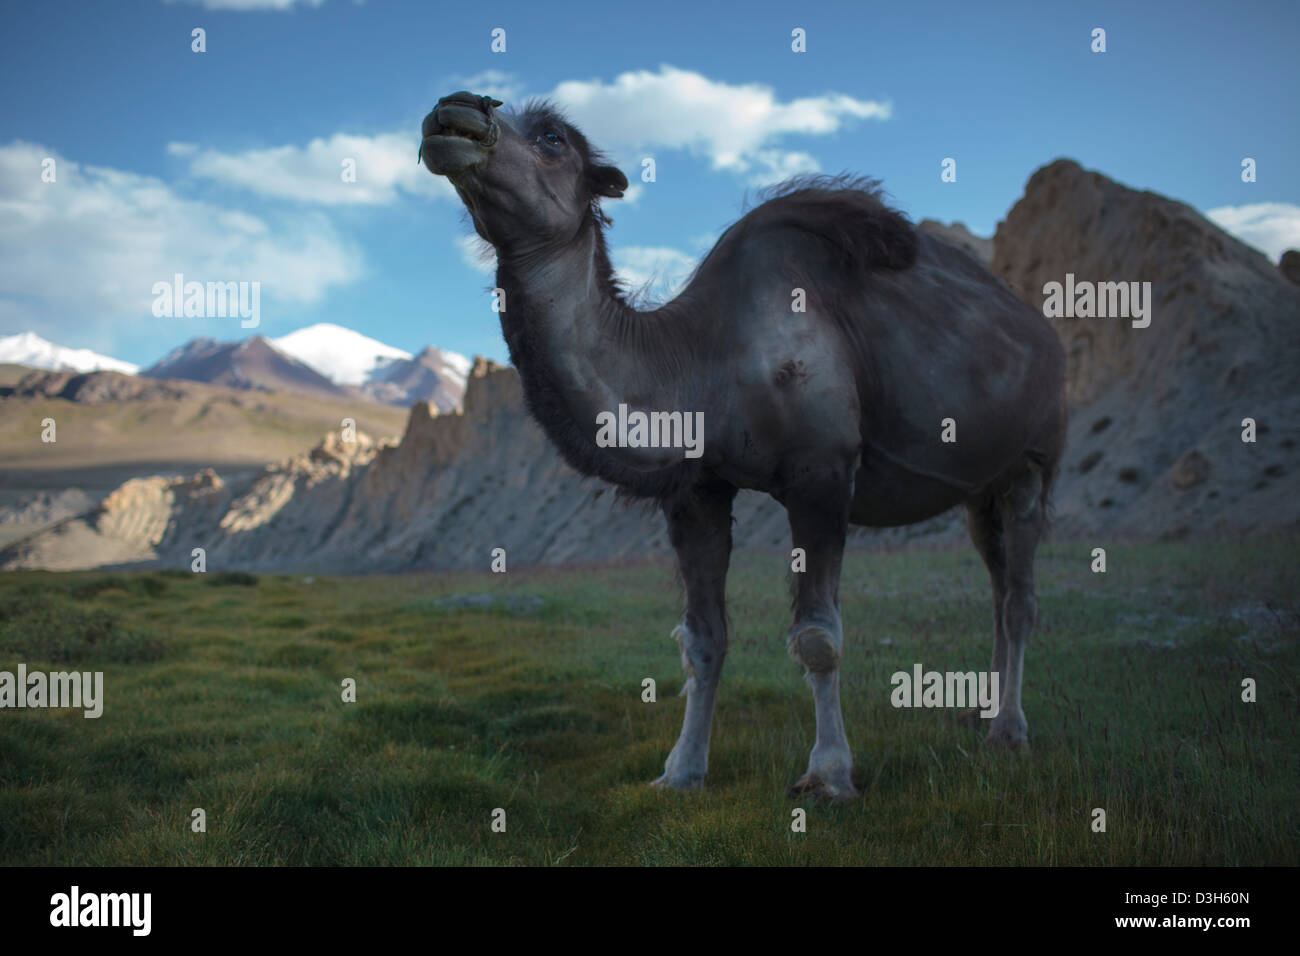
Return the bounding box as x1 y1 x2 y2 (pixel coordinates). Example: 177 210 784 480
420 92 1067 799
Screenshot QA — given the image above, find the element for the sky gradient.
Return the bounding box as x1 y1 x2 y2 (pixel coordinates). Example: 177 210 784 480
1 0 1296 367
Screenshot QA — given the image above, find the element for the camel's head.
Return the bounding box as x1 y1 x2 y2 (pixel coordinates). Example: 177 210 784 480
420 92 628 253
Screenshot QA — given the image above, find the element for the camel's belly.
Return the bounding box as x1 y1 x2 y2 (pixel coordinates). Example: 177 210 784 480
848 452 970 527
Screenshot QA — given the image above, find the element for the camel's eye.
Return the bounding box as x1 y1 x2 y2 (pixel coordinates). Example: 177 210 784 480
539 130 565 148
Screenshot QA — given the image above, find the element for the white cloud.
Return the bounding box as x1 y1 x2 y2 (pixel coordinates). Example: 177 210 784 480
449 70 524 104
173 133 454 205
0 141 362 348
547 65 890 182
168 66 885 209
1206 203 1300 262
611 245 697 302
747 149 821 187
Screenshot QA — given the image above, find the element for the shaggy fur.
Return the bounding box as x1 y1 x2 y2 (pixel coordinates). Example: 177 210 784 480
420 92 1068 797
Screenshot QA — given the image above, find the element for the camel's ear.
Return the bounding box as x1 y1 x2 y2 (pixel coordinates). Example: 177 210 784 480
588 164 628 199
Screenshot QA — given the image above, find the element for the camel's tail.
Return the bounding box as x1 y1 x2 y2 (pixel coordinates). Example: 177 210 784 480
1030 391 1069 537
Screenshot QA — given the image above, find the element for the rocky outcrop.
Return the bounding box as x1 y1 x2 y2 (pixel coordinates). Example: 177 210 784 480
0 488 98 526
205 358 676 571
993 159 1300 539
0 476 178 570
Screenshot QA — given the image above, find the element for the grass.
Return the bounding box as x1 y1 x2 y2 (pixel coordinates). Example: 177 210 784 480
0 537 1296 865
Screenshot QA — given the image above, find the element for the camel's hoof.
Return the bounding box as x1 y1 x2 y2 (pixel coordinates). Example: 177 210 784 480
787 772 858 802
985 719 1031 753
788 625 841 673
652 745 705 791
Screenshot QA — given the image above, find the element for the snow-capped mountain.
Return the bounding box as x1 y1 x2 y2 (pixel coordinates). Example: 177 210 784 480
0 331 138 375
271 323 470 410
363 346 471 412
271 324 413 387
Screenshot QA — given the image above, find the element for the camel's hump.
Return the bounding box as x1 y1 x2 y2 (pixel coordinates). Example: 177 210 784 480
736 177 920 274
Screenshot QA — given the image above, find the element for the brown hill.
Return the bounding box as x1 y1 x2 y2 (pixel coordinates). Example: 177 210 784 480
0 368 407 476
2 368 191 404
141 336 350 400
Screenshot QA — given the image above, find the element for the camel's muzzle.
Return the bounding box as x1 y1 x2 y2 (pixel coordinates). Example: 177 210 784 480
420 91 502 175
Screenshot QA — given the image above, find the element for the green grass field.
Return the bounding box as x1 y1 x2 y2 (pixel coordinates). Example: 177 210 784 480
1 538 1296 865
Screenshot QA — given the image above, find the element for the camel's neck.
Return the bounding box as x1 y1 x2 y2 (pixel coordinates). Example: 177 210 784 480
497 224 631 417
494 218 705 497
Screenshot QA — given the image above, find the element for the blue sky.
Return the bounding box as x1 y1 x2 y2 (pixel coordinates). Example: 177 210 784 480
1 0 1296 368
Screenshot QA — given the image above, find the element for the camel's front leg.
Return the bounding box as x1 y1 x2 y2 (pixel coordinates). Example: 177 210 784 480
651 480 736 791
784 468 857 800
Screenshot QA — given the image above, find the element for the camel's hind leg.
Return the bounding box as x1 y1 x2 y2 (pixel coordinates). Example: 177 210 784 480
963 494 1008 727
651 479 737 791
986 467 1047 750
784 466 857 800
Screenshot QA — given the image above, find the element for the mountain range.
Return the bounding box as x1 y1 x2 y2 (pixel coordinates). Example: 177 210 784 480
141 336 347 399
0 324 470 411
0 331 139 376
